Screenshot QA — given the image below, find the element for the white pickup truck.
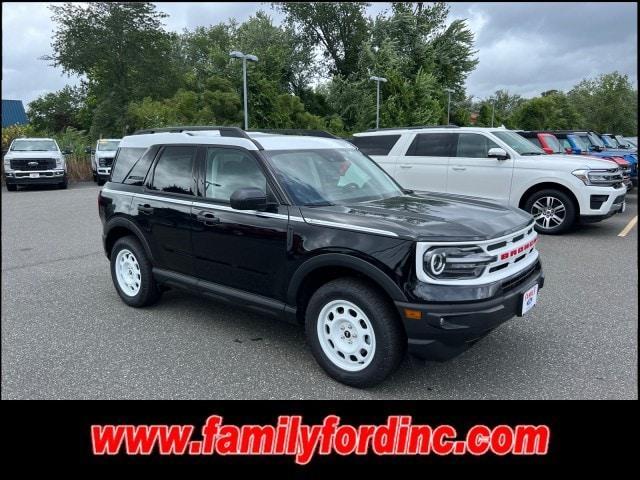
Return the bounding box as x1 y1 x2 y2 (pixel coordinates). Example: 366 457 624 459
351 126 627 234
91 138 121 185
3 137 68 191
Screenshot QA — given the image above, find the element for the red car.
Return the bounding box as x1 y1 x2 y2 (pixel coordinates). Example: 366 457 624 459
517 131 633 190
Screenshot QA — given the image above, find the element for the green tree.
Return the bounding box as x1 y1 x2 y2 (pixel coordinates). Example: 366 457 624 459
27 85 86 132
45 2 181 136
568 72 637 135
511 91 583 130
274 2 371 78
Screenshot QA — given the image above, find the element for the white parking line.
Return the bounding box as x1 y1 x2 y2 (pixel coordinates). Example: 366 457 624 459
618 215 638 237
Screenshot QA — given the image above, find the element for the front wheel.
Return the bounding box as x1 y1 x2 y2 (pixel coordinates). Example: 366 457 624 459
6 184 17 191
305 278 406 388
110 236 161 307
524 189 576 234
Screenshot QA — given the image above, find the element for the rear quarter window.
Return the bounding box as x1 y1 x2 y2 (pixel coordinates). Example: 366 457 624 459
349 135 401 156
110 147 147 183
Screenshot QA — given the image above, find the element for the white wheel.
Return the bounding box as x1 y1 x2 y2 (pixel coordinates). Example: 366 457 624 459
114 248 141 297
316 299 377 372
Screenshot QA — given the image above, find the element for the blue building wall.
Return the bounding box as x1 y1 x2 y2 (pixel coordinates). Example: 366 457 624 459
2 99 29 128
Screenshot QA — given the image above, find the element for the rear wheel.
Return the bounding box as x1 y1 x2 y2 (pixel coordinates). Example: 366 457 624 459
525 189 576 234
305 278 406 388
110 236 161 307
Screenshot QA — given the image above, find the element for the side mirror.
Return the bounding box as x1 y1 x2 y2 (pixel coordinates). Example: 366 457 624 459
542 147 553 154
564 147 573 154
487 147 509 160
84 146 92 154
230 187 267 211
61 148 72 155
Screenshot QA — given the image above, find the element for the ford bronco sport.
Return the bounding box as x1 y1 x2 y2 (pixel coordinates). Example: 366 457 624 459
99 126 544 387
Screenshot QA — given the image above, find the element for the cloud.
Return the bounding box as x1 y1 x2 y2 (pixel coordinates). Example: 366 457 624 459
1 2 637 106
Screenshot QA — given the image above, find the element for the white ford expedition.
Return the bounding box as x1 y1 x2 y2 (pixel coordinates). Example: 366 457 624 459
3 137 68 191
351 126 627 234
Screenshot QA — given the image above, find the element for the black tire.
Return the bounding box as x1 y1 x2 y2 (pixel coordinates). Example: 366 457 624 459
97 178 105 186
305 278 406 388
6 184 17 191
92 172 97 182
110 235 161 307
59 176 68 189
524 189 576 235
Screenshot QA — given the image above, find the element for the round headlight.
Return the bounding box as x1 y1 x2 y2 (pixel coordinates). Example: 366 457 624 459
425 250 447 276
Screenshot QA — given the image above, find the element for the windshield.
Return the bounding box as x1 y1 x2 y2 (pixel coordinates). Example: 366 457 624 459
10 139 57 151
264 148 404 205
601 135 618 148
587 132 605 148
568 134 589 151
541 134 563 153
492 130 545 155
97 140 120 151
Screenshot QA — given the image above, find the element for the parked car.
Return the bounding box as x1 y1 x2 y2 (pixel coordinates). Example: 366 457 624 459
550 130 637 187
351 126 627 234
3 137 68 191
90 138 120 185
98 126 545 387
517 131 633 190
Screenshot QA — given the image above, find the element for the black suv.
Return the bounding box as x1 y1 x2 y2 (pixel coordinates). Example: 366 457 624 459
99 127 544 387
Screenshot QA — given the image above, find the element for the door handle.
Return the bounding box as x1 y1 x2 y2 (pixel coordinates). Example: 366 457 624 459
399 165 412 169
196 210 220 226
137 204 154 215
451 166 467 171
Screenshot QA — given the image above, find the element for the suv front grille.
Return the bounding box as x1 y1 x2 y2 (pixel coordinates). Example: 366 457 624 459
415 222 540 286
99 157 114 167
10 158 57 170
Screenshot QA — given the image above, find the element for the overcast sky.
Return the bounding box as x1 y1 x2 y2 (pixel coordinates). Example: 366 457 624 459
2 2 637 106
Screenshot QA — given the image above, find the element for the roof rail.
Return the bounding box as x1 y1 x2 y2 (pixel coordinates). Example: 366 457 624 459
131 125 264 150
247 129 339 139
365 125 460 132
133 125 249 137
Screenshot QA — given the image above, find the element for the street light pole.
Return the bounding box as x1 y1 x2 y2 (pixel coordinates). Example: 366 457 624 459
491 98 496 127
444 88 454 125
369 76 387 129
230 51 258 129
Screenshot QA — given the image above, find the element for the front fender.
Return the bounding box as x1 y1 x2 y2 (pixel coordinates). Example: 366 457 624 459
286 252 408 305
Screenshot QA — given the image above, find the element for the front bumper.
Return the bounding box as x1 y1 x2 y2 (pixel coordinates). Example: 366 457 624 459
5 170 66 185
579 185 627 219
396 261 544 360
97 167 111 179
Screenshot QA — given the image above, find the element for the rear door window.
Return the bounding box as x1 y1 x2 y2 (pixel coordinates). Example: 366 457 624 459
148 146 196 195
406 133 457 157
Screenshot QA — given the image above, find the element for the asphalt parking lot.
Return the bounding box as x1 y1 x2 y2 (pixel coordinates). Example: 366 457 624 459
1 182 637 399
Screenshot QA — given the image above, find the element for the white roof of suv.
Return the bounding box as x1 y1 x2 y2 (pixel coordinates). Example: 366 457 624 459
353 126 507 136
118 129 354 151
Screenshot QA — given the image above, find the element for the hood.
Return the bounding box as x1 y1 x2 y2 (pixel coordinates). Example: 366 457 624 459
299 193 533 242
95 151 117 158
4 150 61 159
546 153 624 170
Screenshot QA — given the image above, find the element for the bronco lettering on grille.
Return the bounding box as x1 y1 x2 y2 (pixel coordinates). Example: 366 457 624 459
499 237 538 261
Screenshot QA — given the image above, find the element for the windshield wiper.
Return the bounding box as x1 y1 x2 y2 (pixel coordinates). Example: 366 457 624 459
303 201 334 207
